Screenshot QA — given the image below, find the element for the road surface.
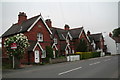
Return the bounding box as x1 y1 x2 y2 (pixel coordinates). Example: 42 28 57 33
2 55 119 78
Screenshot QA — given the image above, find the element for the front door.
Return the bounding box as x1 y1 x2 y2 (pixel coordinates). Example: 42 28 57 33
34 50 40 63
66 50 68 54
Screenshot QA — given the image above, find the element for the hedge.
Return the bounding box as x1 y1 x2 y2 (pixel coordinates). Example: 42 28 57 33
75 52 101 60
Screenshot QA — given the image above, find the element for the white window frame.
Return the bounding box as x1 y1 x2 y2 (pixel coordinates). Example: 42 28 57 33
72 50 74 54
53 50 56 58
66 50 68 54
66 39 69 44
41 50 46 58
37 33 43 42
54 38 57 44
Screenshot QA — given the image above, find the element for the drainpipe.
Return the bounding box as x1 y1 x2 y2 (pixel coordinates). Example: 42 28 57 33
116 43 118 54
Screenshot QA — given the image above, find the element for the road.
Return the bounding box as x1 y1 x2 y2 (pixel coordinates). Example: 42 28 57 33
2 55 119 78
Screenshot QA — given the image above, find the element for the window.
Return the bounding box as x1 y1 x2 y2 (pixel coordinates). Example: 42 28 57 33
66 39 69 44
66 50 68 54
72 50 74 54
38 25 42 28
41 50 46 58
37 33 43 42
54 38 57 44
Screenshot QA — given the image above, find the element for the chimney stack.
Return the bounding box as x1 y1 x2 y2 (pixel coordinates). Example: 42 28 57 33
18 12 27 24
109 32 112 37
64 24 70 30
45 19 52 28
87 30 91 36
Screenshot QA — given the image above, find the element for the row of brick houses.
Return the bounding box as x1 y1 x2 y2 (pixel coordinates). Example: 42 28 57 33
2 12 106 64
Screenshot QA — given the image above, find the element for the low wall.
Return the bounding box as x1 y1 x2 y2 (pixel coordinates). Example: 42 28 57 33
101 52 105 57
49 57 67 64
67 55 80 61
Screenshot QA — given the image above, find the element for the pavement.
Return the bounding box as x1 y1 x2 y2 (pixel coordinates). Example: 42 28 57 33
2 55 119 78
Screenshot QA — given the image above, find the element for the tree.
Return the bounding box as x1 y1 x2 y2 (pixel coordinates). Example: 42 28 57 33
45 46 54 63
4 33 29 68
45 46 54 58
76 39 88 52
112 27 120 37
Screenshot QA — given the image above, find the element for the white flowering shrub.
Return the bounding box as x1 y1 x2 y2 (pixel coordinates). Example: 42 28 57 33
4 33 30 59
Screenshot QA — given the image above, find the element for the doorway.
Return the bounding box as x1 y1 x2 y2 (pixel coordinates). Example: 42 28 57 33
34 50 40 63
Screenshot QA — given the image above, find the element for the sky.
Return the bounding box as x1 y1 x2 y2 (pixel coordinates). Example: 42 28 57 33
0 0 119 38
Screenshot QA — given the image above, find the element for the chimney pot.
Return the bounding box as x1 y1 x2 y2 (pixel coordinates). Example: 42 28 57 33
109 32 112 37
87 30 91 36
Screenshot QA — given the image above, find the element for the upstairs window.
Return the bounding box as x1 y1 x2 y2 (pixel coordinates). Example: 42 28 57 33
54 38 57 44
66 39 69 44
37 33 43 42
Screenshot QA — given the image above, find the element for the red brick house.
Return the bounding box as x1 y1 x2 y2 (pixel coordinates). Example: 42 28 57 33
50 24 72 56
68 26 91 53
2 12 53 64
50 23 92 55
87 31 106 53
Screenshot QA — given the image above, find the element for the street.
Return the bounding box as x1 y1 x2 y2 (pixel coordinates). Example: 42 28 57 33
2 55 119 78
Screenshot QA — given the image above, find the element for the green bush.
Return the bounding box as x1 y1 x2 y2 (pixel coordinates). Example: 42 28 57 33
92 52 101 58
81 52 91 59
75 52 101 60
55 50 59 58
76 39 88 52
45 46 54 59
44 46 54 63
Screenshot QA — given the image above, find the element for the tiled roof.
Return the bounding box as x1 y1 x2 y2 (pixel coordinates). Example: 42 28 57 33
69 27 83 39
89 33 103 42
2 15 40 37
50 27 66 40
50 27 83 40
88 36 94 42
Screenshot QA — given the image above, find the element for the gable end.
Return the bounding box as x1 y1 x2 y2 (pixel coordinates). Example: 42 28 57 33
27 16 52 34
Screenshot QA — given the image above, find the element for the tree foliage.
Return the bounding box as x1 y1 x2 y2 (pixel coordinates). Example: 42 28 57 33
76 39 88 52
45 46 54 58
4 33 30 59
112 27 120 37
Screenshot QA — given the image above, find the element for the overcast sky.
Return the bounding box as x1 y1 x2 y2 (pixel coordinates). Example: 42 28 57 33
0 0 119 37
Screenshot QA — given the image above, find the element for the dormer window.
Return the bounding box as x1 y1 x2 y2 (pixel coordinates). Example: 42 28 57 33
37 33 43 42
54 38 57 44
66 36 70 44
41 50 46 58
91 40 96 49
